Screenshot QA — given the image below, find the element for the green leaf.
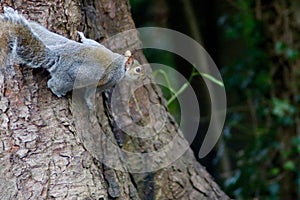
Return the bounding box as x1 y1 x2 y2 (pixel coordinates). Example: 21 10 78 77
272 98 295 117
285 48 299 60
270 168 280 176
275 42 286 54
284 161 296 171
199 72 225 87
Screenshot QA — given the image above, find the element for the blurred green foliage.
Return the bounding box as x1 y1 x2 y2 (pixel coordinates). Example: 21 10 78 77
218 1 299 199
130 0 299 199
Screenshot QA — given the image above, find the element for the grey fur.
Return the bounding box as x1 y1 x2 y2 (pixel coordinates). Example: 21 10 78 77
0 7 143 101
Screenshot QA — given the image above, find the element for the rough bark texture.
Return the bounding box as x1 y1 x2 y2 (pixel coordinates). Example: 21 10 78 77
0 0 229 199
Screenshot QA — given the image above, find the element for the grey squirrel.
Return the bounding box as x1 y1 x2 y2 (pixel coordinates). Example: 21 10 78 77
0 7 143 102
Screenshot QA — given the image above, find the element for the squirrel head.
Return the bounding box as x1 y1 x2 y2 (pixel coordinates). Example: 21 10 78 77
124 50 144 80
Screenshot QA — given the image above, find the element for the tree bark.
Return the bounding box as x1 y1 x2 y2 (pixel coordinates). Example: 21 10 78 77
0 0 229 199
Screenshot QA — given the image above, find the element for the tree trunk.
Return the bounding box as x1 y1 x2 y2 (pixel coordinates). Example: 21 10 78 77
0 0 229 199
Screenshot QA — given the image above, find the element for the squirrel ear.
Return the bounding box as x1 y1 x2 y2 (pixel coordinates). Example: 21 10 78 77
126 56 133 67
125 50 134 71
77 31 86 42
126 56 134 65
125 56 134 71
124 50 132 57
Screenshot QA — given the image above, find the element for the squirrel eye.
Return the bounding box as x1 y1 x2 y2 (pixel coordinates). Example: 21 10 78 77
135 67 141 73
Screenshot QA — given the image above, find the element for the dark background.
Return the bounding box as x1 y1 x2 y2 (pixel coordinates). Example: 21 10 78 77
130 0 300 199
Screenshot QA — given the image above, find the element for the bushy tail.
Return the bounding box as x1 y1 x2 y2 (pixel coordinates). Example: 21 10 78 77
0 7 57 68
